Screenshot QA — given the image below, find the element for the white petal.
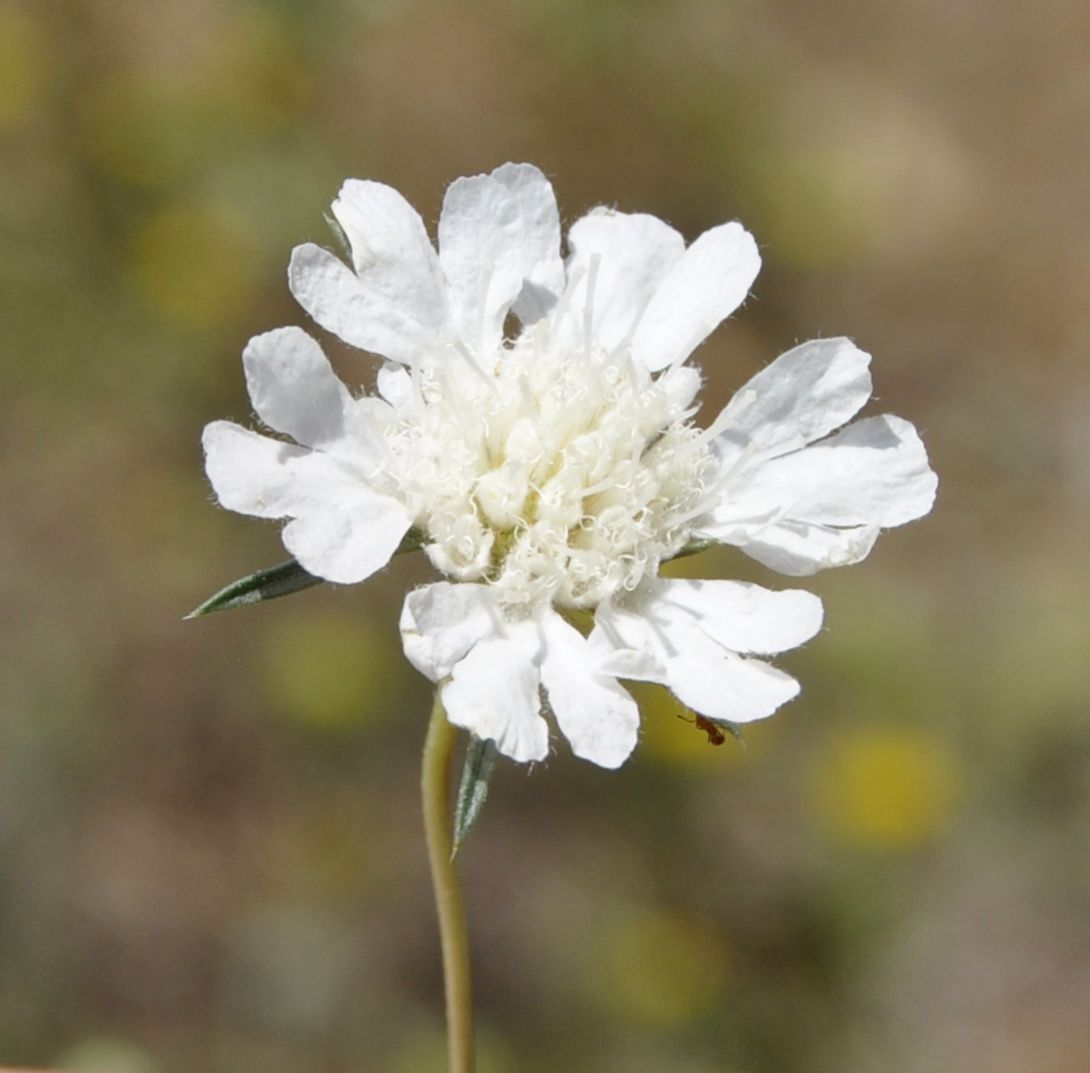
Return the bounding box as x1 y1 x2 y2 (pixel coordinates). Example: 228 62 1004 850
647 578 823 654
203 421 411 581
202 421 349 519
376 362 414 408
288 243 446 367
282 495 413 583
631 221 760 371
242 327 355 448
554 209 685 355
661 630 802 724
494 165 566 326
586 617 667 682
586 600 669 682
656 364 703 418
441 623 549 763
701 412 936 574
710 337 873 461
718 520 881 577
780 414 938 528
539 611 639 769
399 583 500 682
332 178 447 295
289 178 448 365
439 163 563 352
592 597 801 723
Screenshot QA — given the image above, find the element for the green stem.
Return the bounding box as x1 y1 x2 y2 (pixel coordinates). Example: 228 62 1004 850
422 692 475 1073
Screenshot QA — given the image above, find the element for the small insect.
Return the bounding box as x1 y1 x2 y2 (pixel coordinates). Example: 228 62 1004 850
677 710 730 746
693 714 727 746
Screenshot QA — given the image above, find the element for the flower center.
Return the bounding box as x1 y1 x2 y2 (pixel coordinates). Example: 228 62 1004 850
385 329 716 614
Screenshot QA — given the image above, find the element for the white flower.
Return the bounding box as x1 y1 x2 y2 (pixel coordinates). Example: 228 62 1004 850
203 164 937 768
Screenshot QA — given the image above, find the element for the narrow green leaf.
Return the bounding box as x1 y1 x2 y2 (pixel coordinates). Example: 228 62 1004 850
186 529 426 619
452 734 498 857
184 559 323 618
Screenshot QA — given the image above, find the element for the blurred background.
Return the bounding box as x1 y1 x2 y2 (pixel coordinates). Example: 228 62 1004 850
4 0 1089 1070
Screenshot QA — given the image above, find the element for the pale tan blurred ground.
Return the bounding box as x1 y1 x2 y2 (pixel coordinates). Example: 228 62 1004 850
3 1 1090 1071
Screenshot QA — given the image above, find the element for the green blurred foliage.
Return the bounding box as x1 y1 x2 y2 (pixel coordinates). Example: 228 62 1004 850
3 0 1090 1071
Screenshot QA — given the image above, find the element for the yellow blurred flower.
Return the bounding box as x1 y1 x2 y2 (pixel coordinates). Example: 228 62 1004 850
260 611 408 733
810 724 962 850
79 74 203 188
588 906 729 1027
128 201 260 331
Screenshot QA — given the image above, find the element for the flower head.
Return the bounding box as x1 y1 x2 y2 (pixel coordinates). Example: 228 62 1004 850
204 164 936 768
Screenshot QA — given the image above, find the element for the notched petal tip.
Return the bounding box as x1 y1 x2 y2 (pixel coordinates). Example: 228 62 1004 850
871 414 939 525
709 336 875 461
630 219 762 371
439 161 564 350
539 611 640 769
288 210 447 365
241 326 353 448
399 582 501 681
201 421 310 519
